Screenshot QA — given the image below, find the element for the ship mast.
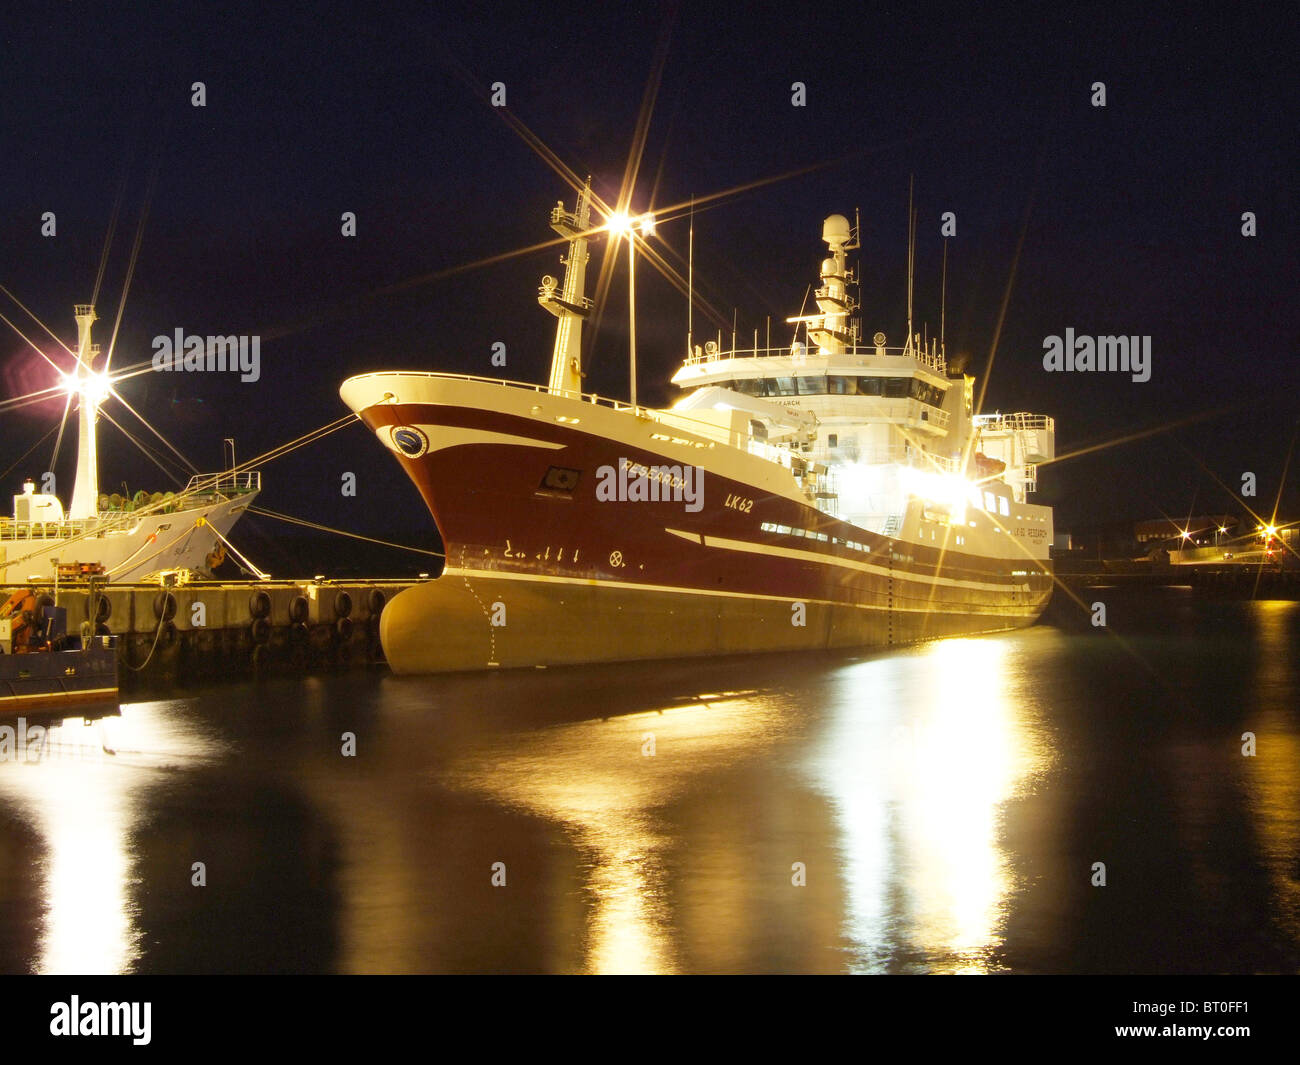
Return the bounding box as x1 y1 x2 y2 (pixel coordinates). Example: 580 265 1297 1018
905 177 916 358
539 180 594 396
68 303 101 519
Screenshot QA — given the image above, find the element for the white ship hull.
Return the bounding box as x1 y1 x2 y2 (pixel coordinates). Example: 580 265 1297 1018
1 487 258 585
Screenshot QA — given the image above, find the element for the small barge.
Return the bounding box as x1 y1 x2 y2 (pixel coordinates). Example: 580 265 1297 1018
1 589 118 716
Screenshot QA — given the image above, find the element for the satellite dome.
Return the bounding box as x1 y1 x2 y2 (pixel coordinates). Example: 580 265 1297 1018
822 214 851 246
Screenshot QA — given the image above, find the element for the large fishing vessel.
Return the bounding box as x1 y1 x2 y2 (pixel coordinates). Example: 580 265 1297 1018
1 305 259 585
342 187 1055 673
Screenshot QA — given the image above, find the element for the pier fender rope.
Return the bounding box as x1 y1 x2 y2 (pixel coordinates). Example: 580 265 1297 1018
126 607 169 672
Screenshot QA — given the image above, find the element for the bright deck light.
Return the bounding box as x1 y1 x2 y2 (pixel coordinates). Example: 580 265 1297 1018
64 370 113 404
606 210 654 237
86 371 113 403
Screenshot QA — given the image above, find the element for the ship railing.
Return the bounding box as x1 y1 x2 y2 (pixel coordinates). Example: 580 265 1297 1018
916 404 950 430
181 471 263 498
0 510 139 542
747 439 796 468
682 341 947 373
380 371 748 449
813 444 963 473
973 412 1055 433
374 371 969 462
847 445 963 474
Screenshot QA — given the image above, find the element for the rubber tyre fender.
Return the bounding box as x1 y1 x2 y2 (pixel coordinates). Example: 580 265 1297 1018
249 590 272 620
334 590 353 619
153 591 177 621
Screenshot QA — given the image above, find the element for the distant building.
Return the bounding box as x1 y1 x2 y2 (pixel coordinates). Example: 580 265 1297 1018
1134 515 1238 547
1167 518 1296 567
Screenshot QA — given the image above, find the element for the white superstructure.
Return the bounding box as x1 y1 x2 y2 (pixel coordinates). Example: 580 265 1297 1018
671 213 1054 555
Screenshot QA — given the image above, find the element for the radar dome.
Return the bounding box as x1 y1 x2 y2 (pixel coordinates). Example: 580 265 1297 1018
822 214 851 246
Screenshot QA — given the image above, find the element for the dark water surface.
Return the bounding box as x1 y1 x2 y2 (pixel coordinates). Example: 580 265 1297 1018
2 588 1297 974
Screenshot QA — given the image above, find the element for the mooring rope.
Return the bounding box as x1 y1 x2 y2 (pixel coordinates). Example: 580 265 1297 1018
198 516 269 579
248 506 444 558
102 521 201 577
125 605 168 672
0 423 59 484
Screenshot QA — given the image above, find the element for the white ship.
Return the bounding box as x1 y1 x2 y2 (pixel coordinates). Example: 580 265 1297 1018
1 305 259 585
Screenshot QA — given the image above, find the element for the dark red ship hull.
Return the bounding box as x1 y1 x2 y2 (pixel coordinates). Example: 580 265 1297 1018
342 374 1052 673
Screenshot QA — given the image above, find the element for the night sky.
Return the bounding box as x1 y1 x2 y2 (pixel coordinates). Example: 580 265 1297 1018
2 4 1295 570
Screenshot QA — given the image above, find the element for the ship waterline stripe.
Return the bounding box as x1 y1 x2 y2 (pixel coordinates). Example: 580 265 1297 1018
667 529 1030 592
439 566 1036 617
1 687 117 705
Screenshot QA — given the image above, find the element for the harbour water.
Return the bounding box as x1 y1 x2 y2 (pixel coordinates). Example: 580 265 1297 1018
1 587 1297 974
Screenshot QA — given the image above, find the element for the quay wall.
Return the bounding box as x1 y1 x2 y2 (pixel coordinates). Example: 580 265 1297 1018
1 580 419 686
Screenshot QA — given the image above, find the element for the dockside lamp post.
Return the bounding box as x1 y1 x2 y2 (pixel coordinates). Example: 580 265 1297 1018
607 211 656 410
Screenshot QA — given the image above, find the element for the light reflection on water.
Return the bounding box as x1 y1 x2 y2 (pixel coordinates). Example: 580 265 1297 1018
0 701 226 974
440 692 797 974
807 636 1057 972
1240 602 1300 935
0 594 1297 973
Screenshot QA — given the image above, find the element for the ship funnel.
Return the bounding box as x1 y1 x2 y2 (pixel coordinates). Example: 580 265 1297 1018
822 214 851 249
